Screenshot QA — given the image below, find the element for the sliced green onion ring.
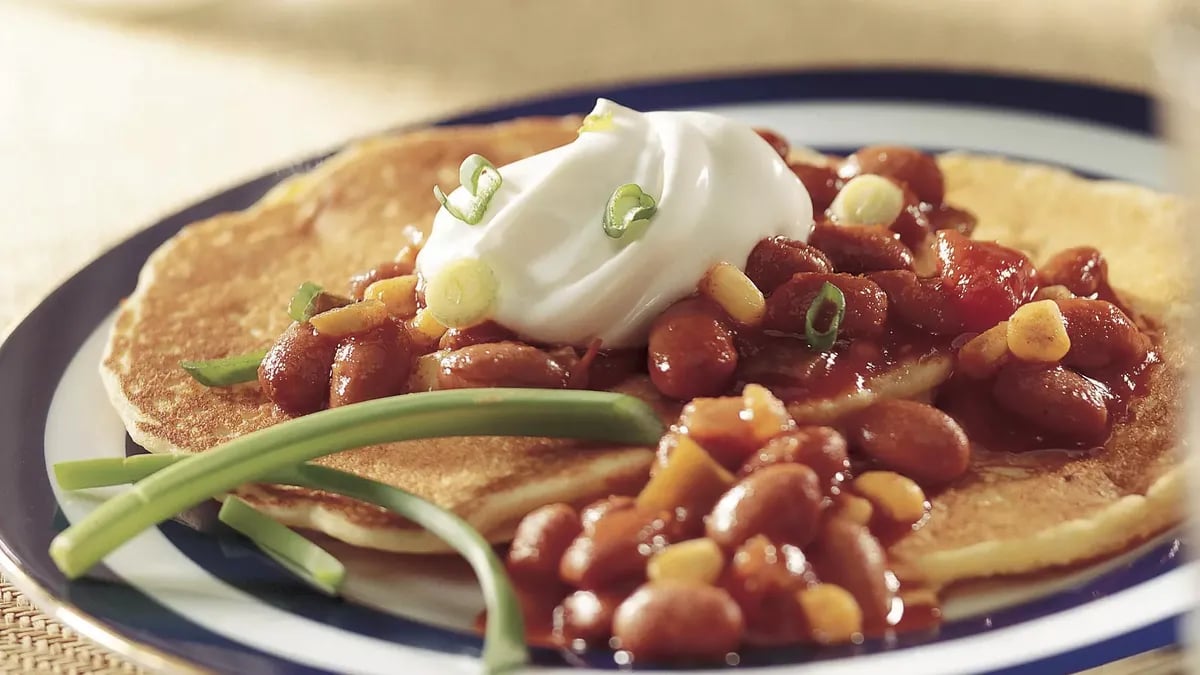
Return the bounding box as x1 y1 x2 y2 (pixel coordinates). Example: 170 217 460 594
180 349 267 387
287 281 324 322
578 110 614 133
434 154 503 225
458 154 494 196
602 183 657 240
805 281 846 351
219 496 346 596
424 258 499 329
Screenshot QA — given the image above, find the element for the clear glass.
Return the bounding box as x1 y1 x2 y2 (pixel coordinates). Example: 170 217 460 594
1156 5 1200 671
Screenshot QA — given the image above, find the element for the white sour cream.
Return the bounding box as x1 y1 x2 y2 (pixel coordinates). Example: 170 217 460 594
415 99 813 347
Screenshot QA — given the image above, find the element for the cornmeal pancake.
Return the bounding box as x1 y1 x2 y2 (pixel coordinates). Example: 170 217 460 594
101 117 659 553
102 120 1185 580
887 155 1187 586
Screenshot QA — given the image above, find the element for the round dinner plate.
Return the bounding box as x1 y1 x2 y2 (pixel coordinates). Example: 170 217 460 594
0 70 1189 675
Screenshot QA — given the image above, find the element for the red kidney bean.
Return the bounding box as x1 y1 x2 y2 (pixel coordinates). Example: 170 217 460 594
613 581 744 661
585 348 644 391
890 205 933 250
790 163 843 213
739 426 850 489
841 145 945 204
348 261 412 300
580 496 636 534
809 518 894 626
724 535 813 646
437 321 517 351
560 507 675 590
329 322 411 407
555 590 624 646
437 341 573 390
1055 298 1149 372
744 236 834 295
754 128 790 159
1041 247 1107 298
258 322 339 415
847 399 971 485
763 272 888 340
926 204 977 237
872 230 1037 335
868 270 963 335
992 364 1111 444
808 222 915 274
648 298 738 400
936 231 1038 332
706 464 823 551
507 504 582 586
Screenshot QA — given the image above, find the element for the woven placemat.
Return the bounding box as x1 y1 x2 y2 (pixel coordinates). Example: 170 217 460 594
1 578 141 675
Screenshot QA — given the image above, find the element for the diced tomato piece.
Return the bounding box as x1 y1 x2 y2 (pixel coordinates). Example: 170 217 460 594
935 231 1037 331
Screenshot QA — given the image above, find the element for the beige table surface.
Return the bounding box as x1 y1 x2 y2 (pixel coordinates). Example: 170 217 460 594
0 0 1187 672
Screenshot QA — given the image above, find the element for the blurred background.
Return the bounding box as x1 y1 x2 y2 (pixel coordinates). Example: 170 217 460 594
0 0 1170 333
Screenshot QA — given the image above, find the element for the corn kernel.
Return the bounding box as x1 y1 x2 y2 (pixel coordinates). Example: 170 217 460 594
647 538 724 585
834 494 874 526
699 262 766 326
1007 299 1071 363
741 383 793 442
1034 284 1075 302
424 258 498 328
363 275 419 319
407 350 446 392
853 471 927 525
958 321 1009 379
799 584 863 644
829 174 904 226
407 308 448 349
308 299 388 338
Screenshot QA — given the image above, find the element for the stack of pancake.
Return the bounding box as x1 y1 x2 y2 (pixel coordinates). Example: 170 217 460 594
100 116 1186 587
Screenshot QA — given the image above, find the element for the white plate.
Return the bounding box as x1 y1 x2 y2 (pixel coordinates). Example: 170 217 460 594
0 70 1185 674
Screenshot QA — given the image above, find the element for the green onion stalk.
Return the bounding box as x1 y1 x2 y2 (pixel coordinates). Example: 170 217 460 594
50 388 664 671
57 454 546 673
218 496 346 596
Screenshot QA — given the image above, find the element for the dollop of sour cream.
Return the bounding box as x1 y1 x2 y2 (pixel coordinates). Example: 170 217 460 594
415 99 813 347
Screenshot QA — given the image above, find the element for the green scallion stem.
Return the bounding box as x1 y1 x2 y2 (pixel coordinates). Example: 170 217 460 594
287 281 324 322
54 454 180 490
49 388 662 580
55 452 530 674
180 350 267 387
277 463 526 673
218 496 346 596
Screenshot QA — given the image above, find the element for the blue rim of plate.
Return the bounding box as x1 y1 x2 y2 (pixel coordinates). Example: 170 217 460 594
0 69 1177 675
